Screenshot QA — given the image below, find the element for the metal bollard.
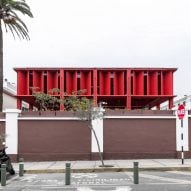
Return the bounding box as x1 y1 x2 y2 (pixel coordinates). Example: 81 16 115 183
1 164 6 186
65 163 71 185
19 158 24 177
133 162 139 184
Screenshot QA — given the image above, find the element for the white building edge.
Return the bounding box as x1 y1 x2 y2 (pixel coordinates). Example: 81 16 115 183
161 95 191 110
3 79 28 110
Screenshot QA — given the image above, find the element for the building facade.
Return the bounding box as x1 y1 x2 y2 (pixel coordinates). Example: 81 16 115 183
14 67 177 110
3 79 17 110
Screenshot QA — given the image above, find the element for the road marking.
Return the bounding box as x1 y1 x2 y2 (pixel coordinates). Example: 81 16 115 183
19 175 38 183
73 178 130 185
40 186 132 191
77 188 93 191
167 171 191 176
139 173 191 184
76 186 132 191
72 173 98 178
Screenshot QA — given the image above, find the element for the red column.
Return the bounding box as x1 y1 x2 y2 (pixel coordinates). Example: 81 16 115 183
114 71 124 95
136 71 144 95
93 69 97 106
105 71 110 95
60 69 64 110
163 71 173 95
27 70 30 95
87 71 91 95
126 69 131 110
73 71 77 93
160 71 164 95
149 71 158 95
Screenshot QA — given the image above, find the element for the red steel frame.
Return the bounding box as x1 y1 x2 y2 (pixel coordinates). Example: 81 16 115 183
14 68 177 110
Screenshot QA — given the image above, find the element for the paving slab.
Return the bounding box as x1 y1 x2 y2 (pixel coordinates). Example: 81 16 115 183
12 159 191 173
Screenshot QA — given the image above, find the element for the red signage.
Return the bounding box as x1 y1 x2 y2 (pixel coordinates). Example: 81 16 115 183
177 104 185 119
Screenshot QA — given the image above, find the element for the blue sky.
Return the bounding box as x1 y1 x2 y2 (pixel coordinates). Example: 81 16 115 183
3 0 191 98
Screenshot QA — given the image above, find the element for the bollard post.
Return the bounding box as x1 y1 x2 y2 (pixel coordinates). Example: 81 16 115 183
19 158 24 177
1 164 6 186
134 162 139 184
65 163 71 185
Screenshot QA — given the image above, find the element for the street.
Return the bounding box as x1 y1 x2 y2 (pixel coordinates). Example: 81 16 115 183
1 171 191 190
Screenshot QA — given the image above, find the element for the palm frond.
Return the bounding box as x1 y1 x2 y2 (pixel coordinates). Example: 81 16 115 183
12 14 28 32
6 23 22 39
3 22 9 33
5 23 16 39
5 21 29 40
0 0 33 40
14 21 30 39
8 0 33 17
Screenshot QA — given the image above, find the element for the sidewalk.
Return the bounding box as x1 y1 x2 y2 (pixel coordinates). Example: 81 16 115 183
12 159 191 173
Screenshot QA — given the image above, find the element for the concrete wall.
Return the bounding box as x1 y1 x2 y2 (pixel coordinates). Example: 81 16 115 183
3 92 17 110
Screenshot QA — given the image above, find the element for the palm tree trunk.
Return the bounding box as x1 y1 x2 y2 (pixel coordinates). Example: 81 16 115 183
0 22 3 112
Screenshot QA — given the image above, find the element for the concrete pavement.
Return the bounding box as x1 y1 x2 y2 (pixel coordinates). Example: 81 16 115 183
12 159 191 173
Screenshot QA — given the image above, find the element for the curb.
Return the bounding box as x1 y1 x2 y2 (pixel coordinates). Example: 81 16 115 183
24 166 191 174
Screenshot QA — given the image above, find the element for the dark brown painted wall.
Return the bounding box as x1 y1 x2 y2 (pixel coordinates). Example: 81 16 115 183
188 118 191 157
104 118 176 159
14 110 191 161
0 121 5 149
18 120 91 161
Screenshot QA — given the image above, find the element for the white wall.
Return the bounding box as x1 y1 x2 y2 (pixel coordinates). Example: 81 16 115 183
3 92 17 110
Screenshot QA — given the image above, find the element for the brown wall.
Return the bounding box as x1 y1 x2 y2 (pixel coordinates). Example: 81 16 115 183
0 121 5 149
18 120 91 161
104 118 176 159
188 118 191 157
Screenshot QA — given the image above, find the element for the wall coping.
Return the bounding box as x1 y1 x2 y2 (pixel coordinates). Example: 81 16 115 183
4 109 21 114
18 117 80 120
104 116 176 119
18 115 179 120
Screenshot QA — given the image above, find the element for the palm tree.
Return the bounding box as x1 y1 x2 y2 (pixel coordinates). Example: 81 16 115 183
0 0 33 111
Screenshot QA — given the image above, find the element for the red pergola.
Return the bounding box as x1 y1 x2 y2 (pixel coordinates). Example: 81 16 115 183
14 67 177 110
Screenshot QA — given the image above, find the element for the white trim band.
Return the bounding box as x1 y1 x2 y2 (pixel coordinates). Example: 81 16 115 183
104 116 176 119
18 117 80 120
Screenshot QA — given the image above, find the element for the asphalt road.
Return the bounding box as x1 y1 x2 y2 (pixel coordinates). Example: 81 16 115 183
1 171 191 190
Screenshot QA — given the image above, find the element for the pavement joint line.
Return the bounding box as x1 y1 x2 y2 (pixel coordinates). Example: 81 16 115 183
93 161 97 169
71 161 77 168
151 159 168 167
46 161 57 169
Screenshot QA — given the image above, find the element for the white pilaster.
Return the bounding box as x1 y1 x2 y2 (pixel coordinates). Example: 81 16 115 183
91 108 104 153
176 110 189 151
5 109 21 154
